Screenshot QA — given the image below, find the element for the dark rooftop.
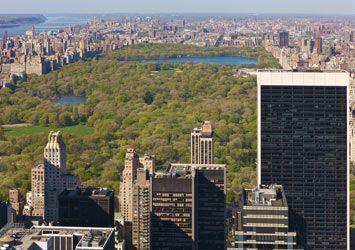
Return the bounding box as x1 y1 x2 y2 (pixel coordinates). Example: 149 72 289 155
60 187 113 198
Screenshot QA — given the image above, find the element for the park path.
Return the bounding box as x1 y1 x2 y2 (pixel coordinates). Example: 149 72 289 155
1 123 32 128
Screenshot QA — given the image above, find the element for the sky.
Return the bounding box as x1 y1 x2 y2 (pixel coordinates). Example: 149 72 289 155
1 0 355 15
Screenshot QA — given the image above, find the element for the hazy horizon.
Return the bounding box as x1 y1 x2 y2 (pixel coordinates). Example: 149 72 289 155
1 0 355 15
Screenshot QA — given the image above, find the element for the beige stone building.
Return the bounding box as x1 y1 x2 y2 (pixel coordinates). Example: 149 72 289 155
119 147 154 222
119 147 154 248
28 131 79 222
191 121 214 164
31 164 45 217
132 169 151 250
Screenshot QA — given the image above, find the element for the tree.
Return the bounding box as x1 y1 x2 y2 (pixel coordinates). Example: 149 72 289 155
94 119 119 140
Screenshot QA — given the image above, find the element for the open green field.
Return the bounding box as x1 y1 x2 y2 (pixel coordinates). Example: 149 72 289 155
4 125 94 138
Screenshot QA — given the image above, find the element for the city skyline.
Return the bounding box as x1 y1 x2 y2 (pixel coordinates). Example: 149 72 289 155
0 4 354 248
1 0 355 15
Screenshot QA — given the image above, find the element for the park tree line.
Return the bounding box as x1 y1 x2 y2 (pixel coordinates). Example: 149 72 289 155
0 44 274 207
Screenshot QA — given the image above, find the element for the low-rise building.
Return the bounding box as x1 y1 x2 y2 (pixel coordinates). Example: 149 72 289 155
0 224 115 250
229 184 297 250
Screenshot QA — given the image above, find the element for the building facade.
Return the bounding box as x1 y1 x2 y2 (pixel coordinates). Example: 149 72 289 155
59 187 114 227
191 121 214 164
31 164 45 218
29 131 79 222
151 164 226 250
230 184 297 249
119 147 155 223
258 70 349 249
0 225 115 250
132 169 151 250
9 189 24 216
119 147 155 248
279 31 289 47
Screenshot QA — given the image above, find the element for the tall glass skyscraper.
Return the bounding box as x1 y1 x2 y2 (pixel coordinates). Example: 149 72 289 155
257 70 349 249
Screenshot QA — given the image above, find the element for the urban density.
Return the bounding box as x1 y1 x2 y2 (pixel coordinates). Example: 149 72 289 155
0 5 354 250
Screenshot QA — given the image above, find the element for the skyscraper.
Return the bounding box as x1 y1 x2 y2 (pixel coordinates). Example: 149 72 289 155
151 164 226 250
191 121 214 164
29 131 79 222
279 31 289 47
349 31 354 43
258 70 349 249
120 147 140 223
119 147 155 247
119 147 155 222
314 36 323 54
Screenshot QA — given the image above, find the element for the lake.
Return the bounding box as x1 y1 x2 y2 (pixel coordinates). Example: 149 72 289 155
139 56 257 65
55 96 86 105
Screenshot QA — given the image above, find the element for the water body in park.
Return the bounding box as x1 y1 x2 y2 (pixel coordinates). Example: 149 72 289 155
55 96 86 105
139 55 257 65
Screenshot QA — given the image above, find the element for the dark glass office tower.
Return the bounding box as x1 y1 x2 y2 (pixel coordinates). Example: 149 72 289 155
151 164 225 250
194 168 225 250
258 71 349 250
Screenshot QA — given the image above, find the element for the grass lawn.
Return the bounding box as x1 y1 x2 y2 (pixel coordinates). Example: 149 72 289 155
151 68 180 77
4 124 94 138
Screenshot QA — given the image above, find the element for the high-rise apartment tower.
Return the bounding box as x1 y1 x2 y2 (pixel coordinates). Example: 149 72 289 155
30 131 79 222
191 121 214 164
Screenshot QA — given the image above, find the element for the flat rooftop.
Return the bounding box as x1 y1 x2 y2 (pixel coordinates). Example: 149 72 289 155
0 224 114 249
244 184 287 207
60 187 113 198
155 163 225 179
257 69 349 86
167 163 225 174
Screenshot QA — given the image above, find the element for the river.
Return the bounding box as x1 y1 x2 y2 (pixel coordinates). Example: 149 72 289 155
0 14 98 37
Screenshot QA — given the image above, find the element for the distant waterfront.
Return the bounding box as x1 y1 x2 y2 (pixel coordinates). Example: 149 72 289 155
139 55 257 65
0 14 95 37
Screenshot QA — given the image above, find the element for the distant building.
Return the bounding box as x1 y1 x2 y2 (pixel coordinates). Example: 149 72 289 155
22 192 33 216
314 36 323 54
28 131 79 223
59 187 114 228
9 189 24 216
229 184 297 249
0 224 115 250
191 121 214 164
279 31 289 47
350 31 354 42
151 164 226 250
